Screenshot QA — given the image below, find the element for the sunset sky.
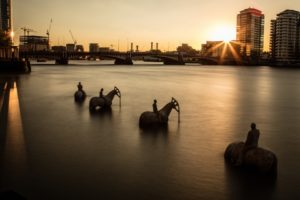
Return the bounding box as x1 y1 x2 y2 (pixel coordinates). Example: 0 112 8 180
12 0 300 51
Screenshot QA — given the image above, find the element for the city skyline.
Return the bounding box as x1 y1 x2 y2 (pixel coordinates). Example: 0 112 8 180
12 0 300 51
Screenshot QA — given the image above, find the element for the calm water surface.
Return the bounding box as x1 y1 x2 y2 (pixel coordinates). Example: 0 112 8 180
1 61 300 199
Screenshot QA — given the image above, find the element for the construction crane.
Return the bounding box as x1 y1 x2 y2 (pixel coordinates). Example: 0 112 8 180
46 19 53 50
20 27 36 45
20 27 36 36
69 30 77 47
20 27 27 38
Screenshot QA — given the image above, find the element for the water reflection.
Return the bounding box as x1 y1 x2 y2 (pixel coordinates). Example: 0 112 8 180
89 107 113 119
1 79 28 191
73 96 87 116
5 65 300 199
74 98 85 105
139 125 170 146
224 161 277 200
0 79 10 144
6 80 27 165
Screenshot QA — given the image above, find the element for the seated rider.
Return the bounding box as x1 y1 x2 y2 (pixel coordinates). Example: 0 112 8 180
77 82 83 91
153 99 158 113
99 88 104 98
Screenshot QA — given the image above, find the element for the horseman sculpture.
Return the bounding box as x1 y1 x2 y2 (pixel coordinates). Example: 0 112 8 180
89 86 121 111
74 82 86 102
139 97 180 129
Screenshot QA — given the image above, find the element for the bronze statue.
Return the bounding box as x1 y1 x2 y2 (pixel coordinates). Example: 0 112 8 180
89 86 121 111
139 97 180 129
74 82 86 102
224 123 277 175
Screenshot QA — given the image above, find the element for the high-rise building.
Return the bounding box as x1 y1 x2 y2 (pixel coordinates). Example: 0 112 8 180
0 0 12 32
269 20 277 61
270 10 300 64
236 8 264 57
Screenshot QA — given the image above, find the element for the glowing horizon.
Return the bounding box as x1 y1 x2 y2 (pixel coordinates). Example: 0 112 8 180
209 25 236 43
12 0 300 51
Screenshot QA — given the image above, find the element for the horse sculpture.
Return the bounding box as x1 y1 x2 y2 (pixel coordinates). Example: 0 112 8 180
74 82 86 102
224 141 277 175
89 86 121 111
139 97 180 129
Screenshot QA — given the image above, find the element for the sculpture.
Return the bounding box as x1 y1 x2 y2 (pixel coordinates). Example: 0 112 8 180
89 86 121 111
139 97 180 129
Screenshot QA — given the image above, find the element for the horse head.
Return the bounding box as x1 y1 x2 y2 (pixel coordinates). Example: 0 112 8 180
171 97 180 113
159 97 180 123
114 86 121 107
171 97 180 122
114 86 121 98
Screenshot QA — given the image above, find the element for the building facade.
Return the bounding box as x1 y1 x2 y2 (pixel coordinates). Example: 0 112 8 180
52 45 66 52
270 10 300 64
0 0 11 32
236 8 264 58
75 45 84 52
19 35 48 52
89 43 99 53
269 20 277 61
66 43 75 52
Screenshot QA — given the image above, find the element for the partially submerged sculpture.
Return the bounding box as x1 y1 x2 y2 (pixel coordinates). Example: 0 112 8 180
139 97 180 129
224 123 277 175
74 82 86 102
89 86 121 111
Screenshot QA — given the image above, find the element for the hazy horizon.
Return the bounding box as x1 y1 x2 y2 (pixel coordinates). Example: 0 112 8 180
12 0 300 51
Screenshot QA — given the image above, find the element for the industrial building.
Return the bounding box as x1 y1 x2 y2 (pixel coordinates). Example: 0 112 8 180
19 35 49 52
89 43 99 53
66 43 75 52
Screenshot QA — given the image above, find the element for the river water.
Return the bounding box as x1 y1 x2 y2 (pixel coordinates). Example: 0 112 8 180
1 61 300 199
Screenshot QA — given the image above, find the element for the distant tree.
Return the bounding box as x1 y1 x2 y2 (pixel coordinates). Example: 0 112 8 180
0 30 12 47
177 44 198 55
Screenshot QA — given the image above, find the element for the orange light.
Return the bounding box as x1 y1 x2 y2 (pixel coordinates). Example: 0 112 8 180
210 26 235 43
10 31 14 39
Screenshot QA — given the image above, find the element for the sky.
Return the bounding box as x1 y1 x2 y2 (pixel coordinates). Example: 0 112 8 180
12 0 300 51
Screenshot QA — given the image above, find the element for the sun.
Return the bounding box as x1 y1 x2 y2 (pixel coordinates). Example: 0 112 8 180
210 26 236 42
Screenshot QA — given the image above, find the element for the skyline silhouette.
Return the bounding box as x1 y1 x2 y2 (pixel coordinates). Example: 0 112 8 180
12 0 300 51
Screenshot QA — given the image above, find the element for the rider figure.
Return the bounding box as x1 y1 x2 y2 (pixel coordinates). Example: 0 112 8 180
99 88 104 98
99 88 108 104
77 82 83 91
153 99 161 121
153 99 158 113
